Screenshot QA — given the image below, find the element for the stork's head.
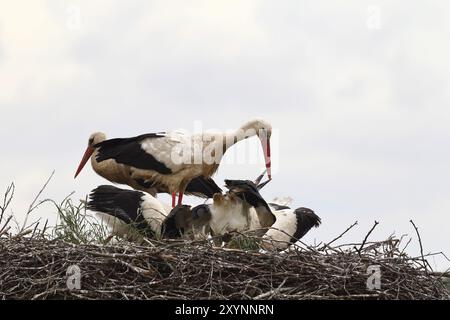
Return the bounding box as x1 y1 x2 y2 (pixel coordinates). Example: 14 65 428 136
161 205 192 238
74 132 106 178
240 119 272 179
88 132 106 146
161 204 212 239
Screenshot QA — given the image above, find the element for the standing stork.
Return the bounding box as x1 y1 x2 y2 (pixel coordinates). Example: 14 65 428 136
74 132 223 202
75 119 272 207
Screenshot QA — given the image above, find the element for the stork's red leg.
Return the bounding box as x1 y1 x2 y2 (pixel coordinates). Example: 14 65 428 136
171 192 176 207
177 192 184 205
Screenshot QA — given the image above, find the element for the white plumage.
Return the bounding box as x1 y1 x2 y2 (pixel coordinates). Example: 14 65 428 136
261 203 321 250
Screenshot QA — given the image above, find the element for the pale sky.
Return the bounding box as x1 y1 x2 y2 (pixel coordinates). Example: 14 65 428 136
1 1 449 270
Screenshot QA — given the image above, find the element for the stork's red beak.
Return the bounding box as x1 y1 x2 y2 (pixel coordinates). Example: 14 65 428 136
259 136 271 180
74 146 94 178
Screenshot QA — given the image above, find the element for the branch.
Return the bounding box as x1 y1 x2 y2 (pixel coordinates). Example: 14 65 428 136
319 221 358 251
357 221 379 256
20 171 55 233
410 220 429 273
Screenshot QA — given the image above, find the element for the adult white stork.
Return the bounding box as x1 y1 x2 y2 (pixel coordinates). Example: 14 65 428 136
75 119 272 207
74 132 222 201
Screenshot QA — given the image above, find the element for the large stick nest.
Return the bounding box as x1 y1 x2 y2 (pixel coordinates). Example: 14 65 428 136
1 235 448 300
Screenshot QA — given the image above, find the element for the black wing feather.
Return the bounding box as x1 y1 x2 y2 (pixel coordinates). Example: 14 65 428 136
134 176 222 198
224 179 268 208
224 179 276 227
87 185 155 237
185 176 222 198
94 133 172 174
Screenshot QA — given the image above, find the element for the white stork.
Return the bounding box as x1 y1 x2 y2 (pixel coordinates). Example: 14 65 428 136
87 185 169 242
75 119 272 207
162 172 275 239
87 185 215 241
86 175 320 249
74 132 222 200
261 203 321 250
86 180 273 242
161 173 321 249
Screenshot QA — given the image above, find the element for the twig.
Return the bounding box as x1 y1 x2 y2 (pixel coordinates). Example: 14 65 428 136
410 220 428 273
0 236 447 300
20 171 55 233
319 221 358 251
357 221 379 256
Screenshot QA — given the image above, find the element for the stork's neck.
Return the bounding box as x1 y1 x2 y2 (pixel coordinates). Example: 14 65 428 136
222 125 258 152
194 122 261 168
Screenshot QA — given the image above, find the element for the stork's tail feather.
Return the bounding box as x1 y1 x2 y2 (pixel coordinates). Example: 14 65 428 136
292 207 321 242
87 185 152 234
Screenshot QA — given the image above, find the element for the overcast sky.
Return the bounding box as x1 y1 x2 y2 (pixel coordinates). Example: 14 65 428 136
1 1 449 270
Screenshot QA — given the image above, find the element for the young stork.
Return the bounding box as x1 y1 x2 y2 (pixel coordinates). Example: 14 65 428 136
161 173 276 239
161 204 212 239
162 173 321 249
87 185 213 241
87 175 320 249
261 203 321 251
75 119 272 207
86 174 273 242
74 132 223 202
87 185 168 242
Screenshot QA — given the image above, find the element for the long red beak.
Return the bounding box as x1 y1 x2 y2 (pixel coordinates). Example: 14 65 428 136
260 137 271 179
74 146 94 178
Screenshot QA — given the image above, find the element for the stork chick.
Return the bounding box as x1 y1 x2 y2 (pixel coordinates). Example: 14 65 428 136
261 204 321 251
87 185 168 242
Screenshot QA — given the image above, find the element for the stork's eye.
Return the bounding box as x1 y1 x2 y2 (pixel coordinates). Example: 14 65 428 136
89 138 94 145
